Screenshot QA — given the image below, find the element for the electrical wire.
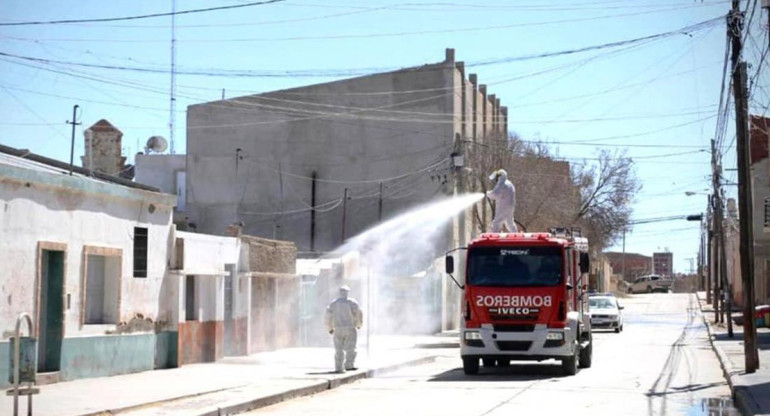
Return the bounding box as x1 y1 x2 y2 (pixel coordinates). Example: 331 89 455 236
0 16 724 77
0 0 287 26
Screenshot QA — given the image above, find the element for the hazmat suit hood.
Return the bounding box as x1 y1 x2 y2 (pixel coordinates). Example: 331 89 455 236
339 285 351 299
489 169 508 183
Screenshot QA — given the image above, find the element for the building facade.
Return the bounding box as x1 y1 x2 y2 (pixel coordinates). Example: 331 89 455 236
0 143 305 387
745 115 770 306
184 49 507 254
0 144 177 386
653 252 673 277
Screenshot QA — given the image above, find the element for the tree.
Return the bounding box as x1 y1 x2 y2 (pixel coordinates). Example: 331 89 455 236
464 132 580 235
573 149 640 250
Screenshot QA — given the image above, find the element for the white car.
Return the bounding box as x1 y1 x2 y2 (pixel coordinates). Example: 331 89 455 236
627 274 673 294
589 295 624 333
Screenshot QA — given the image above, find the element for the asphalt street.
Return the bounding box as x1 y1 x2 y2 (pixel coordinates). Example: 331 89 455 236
244 293 738 416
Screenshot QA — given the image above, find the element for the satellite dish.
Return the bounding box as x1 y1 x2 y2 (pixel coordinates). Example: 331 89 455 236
145 136 168 154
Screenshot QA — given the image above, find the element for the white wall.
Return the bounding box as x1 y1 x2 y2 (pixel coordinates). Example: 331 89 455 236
135 154 186 211
176 231 239 275
0 162 176 340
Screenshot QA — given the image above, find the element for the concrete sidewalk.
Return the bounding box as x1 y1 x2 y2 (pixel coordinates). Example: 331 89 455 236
1 334 458 416
696 291 770 416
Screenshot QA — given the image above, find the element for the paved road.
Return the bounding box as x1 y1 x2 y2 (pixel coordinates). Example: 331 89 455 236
244 293 738 416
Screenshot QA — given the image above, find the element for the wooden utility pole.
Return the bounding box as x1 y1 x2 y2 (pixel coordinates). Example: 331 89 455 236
710 141 721 323
310 171 316 253
621 228 627 283
341 188 349 243
67 104 81 176
729 0 759 372
707 193 713 304
378 182 383 222
711 141 734 335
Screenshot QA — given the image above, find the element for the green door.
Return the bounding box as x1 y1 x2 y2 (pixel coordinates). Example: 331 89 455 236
38 250 64 373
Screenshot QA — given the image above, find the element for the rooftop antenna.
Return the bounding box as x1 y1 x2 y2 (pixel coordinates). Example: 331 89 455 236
145 136 169 154
169 0 177 154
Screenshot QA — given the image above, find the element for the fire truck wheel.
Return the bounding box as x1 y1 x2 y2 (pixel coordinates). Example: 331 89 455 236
562 346 578 376
482 358 496 367
579 337 593 369
463 358 480 375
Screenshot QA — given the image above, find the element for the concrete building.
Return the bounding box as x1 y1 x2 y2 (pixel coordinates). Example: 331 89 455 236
0 144 177 386
743 114 770 306
604 252 652 281
184 48 507 255
0 143 305 387
135 153 188 221
653 252 673 277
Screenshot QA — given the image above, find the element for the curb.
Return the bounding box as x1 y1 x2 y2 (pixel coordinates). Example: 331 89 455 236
75 385 248 416
112 355 438 416
210 355 438 416
695 293 760 416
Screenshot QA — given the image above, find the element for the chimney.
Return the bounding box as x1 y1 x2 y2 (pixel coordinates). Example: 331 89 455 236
81 119 127 176
445 48 455 64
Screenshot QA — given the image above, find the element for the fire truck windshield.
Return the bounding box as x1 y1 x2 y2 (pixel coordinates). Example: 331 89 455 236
467 246 563 287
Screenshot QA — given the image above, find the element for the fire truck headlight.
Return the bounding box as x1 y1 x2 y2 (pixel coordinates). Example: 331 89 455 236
464 331 482 340
546 332 564 341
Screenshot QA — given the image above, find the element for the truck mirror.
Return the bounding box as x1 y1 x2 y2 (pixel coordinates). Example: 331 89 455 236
579 253 590 273
445 255 454 274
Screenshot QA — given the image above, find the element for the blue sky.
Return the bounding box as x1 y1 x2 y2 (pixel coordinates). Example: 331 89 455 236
1 0 768 273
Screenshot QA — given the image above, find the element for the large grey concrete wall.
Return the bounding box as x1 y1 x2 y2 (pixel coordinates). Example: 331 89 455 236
187 55 460 253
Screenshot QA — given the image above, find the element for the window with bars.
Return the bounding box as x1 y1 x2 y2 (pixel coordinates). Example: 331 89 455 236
134 227 148 278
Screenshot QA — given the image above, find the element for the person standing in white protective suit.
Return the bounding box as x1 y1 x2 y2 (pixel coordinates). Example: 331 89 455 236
487 169 518 233
325 285 364 373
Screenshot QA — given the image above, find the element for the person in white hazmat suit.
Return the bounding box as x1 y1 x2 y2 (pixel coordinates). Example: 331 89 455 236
487 169 518 233
325 285 364 373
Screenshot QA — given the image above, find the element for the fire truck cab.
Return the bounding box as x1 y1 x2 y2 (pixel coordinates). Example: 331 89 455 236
445 228 592 376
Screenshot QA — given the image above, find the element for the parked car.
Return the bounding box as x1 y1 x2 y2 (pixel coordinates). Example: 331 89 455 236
589 295 624 333
627 274 673 294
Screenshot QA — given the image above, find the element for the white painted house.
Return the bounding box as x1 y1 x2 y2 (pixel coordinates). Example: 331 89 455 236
0 144 178 386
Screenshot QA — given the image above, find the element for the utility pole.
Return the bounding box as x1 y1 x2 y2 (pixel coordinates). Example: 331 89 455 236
706 197 713 304
378 182 383 222
710 140 721 323
169 0 177 154
67 104 81 176
341 188 349 243
712 138 733 335
621 228 627 283
310 171 316 253
729 0 759 372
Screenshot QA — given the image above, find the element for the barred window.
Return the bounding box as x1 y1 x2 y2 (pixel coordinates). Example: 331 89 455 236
134 227 148 278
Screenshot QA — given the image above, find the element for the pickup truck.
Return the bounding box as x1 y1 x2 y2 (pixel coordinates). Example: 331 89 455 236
626 274 673 294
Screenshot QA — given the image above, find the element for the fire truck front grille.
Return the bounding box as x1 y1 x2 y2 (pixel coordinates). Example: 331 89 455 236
495 341 532 351
493 324 535 332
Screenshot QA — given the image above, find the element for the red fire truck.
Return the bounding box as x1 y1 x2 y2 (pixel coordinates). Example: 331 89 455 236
445 228 593 375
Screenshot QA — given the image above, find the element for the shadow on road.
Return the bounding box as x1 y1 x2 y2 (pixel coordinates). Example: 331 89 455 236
428 363 562 382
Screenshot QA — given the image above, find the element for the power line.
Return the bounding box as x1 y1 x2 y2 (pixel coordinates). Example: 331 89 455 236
0 16 724 78
0 0 287 26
